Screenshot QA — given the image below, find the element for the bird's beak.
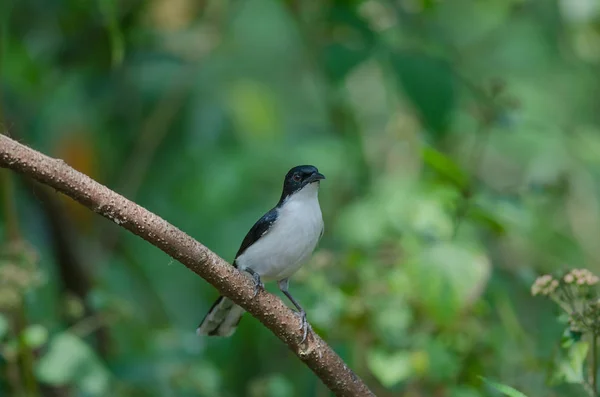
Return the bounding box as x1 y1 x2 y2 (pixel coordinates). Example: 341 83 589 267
307 172 326 183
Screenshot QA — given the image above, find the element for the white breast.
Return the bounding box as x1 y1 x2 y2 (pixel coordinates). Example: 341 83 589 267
236 183 323 281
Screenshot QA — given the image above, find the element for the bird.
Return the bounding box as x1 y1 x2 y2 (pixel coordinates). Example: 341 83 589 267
196 165 325 342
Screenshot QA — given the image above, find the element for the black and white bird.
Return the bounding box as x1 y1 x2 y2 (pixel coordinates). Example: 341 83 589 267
196 165 325 341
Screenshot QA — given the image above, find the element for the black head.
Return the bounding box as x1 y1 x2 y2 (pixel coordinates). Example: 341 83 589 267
279 165 325 202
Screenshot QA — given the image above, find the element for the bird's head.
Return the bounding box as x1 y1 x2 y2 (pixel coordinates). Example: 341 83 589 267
280 165 325 202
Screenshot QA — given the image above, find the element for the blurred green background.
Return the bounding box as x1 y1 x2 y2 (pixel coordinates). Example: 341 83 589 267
2 0 600 396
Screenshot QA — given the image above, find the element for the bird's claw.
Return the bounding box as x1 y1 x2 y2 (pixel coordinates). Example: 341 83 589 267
295 311 311 343
250 272 264 298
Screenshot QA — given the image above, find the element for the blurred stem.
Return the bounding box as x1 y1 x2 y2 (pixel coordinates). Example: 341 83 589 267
4 354 23 397
592 334 597 396
98 0 124 68
1 169 20 241
584 380 596 397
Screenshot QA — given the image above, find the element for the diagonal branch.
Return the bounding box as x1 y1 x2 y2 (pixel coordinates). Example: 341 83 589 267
0 133 374 397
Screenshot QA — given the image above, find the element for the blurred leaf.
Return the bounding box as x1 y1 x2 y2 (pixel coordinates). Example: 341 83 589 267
406 243 490 326
22 324 48 349
390 51 456 138
468 206 506 235
553 341 589 384
422 147 469 190
98 0 125 67
36 332 111 395
367 349 413 387
480 377 529 397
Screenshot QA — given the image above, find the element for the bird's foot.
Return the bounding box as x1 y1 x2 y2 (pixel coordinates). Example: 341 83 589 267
247 270 264 298
294 310 311 343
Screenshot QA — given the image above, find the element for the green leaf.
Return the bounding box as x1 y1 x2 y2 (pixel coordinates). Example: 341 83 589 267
480 377 529 397
366 349 413 388
558 341 589 383
390 51 456 138
422 146 469 190
36 332 111 396
468 206 506 235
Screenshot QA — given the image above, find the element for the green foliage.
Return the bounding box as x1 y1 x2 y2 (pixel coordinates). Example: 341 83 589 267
422 146 470 190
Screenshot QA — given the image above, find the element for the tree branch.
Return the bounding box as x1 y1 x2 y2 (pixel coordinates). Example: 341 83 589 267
0 133 374 397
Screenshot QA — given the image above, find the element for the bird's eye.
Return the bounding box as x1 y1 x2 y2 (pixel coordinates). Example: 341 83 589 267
292 174 302 182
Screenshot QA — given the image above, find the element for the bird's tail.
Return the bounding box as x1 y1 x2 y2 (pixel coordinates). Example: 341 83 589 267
196 296 245 337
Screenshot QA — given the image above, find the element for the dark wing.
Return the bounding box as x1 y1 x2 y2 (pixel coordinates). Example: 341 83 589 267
233 208 278 264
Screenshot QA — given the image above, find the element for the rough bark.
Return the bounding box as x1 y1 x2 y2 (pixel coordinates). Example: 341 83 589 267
0 134 375 397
